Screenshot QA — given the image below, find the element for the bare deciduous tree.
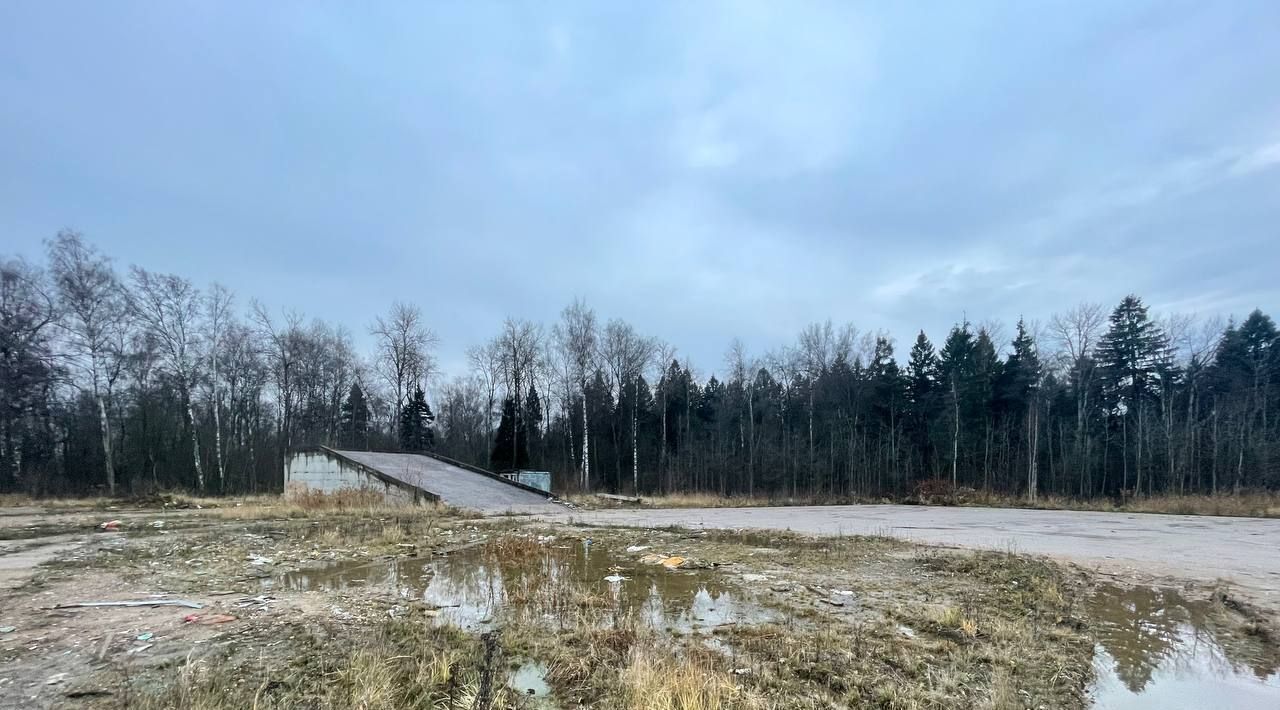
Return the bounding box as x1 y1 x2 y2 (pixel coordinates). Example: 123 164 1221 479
129 268 204 490
1050 302 1105 494
370 302 437 423
553 299 597 490
47 231 128 493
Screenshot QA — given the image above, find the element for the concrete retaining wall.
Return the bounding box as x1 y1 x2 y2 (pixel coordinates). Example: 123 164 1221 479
284 450 419 504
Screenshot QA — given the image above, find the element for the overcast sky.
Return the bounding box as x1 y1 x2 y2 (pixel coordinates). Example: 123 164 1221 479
3 2 1278 376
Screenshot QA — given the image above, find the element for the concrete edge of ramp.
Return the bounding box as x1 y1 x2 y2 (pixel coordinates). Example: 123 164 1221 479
317 447 564 513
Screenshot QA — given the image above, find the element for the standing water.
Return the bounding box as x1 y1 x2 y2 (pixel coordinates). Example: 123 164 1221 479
1087 584 1280 709
272 537 773 633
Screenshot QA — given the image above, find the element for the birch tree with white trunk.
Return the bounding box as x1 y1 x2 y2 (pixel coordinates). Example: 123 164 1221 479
201 283 234 492
47 231 128 494
553 299 597 491
129 267 205 490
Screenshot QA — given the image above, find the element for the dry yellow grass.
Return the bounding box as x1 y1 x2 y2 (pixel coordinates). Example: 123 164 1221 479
619 647 757 710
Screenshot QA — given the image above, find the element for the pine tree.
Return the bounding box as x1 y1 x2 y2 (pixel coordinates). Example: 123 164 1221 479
969 329 1001 489
339 383 370 450
1096 296 1170 494
398 386 435 452
906 331 940 477
1097 296 1170 412
490 396 530 470
523 384 544 468
1210 310 1278 491
868 337 905 487
939 323 976 486
997 319 1042 499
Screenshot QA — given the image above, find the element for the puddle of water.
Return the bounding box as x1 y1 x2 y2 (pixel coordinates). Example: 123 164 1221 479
508 660 550 697
1087 584 1280 709
272 539 774 633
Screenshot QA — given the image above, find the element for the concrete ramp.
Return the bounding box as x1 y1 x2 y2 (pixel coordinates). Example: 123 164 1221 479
329 449 559 514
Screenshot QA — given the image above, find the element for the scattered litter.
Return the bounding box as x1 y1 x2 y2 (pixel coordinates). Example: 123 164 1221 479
833 590 854 597
626 545 650 553
98 520 122 531
603 574 628 583
54 599 203 610
741 574 770 583
233 595 275 609
0 626 14 633
638 553 687 569
46 673 69 685
135 632 153 641
126 643 153 655
732 668 751 675
150 521 165 528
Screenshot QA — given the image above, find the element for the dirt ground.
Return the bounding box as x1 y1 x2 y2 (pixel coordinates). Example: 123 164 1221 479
1 500 1277 709
556 504 1280 612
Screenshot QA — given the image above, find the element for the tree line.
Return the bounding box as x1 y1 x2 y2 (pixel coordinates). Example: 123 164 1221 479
3 232 1277 499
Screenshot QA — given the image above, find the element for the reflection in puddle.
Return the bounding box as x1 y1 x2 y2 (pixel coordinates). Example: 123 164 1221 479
1087 584 1280 709
272 539 774 634
508 660 550 697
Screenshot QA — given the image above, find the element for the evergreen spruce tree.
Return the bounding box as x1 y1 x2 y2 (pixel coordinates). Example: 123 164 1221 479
398 386 435 452
868 337 905 486
523 384 544 468
907 331 940 476
1096 296 1170 494
939 322 976 486
339 383 370 450
997 319 1043 498
490 396 530 470
971 329 1002 488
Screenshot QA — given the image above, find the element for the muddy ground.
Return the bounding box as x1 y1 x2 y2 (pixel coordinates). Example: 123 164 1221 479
1 500 1278 709
557 504 1280 611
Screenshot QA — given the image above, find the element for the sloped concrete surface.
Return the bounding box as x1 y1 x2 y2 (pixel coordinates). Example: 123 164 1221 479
331 450 558 513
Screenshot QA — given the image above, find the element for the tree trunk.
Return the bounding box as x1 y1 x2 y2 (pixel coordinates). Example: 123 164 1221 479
632 378 639 495
951 378 960 487
212 392 225 492
185 389 204 492
1027 401 1039 503
96 392 115 494
580 390 590 491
